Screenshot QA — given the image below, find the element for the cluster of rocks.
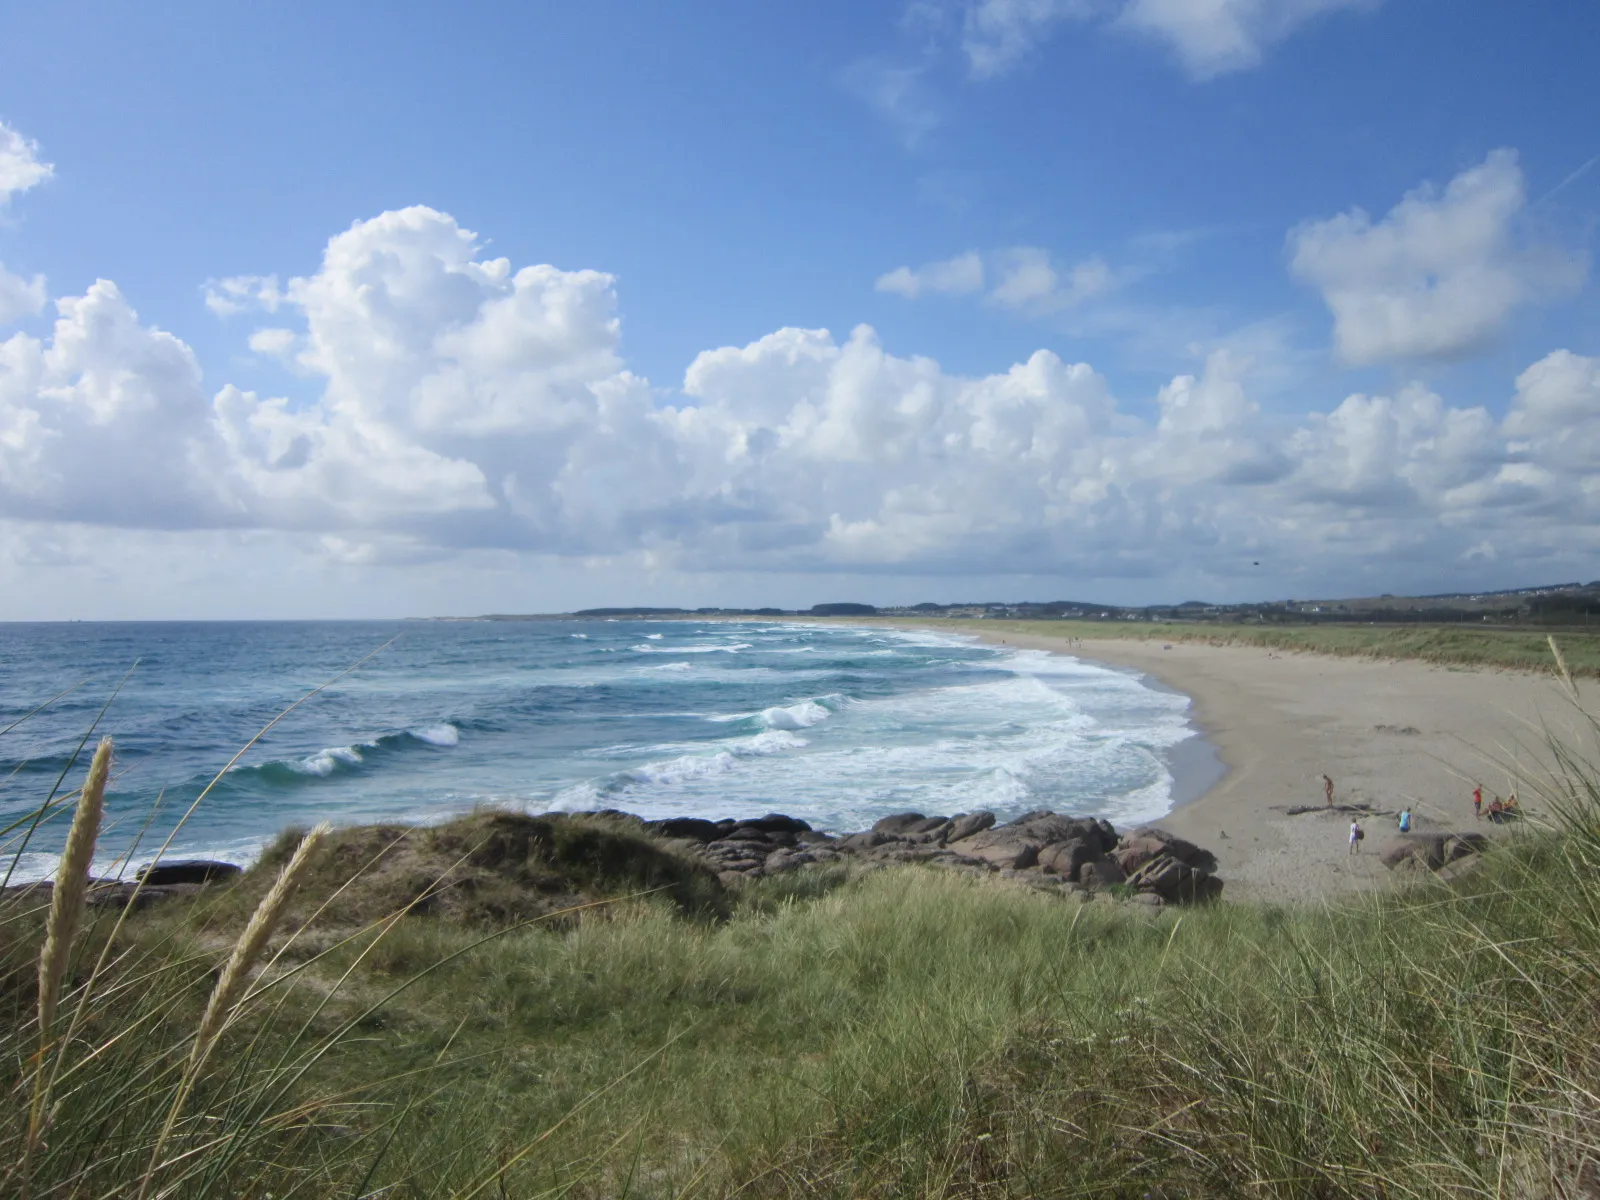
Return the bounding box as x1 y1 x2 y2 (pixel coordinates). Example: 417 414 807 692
4 817 1224 914
641 809 1224 907
4 859 243 912
1381 831 1489 881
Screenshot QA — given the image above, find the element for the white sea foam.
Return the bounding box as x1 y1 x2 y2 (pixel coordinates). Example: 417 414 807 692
631 642 752 654
411 723 460 747
646 633 663 640
571 632 588 639
297 745 365 776
758 698 834 729
704 694 843 728
551 657 1198 833
738 729 809 754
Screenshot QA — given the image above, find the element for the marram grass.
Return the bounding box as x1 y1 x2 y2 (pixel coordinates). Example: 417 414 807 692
3 654 1600 1196
189 820 329 1074
35 736 111 1047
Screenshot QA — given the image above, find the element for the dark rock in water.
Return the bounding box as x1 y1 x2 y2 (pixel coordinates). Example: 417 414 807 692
945 811 995 842
136 860 243 887
645 817 722 842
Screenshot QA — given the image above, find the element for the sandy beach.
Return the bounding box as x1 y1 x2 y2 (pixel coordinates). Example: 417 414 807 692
954 627 1598 903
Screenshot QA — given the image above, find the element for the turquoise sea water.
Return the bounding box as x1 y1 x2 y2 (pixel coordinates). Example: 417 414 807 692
0 620 1202 881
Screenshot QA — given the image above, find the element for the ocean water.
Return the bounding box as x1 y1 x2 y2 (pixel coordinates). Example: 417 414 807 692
0 619 1205 882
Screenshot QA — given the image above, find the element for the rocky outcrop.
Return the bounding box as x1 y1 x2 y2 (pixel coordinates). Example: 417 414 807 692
652 808 1224 907
1381 832 1489 873
136 859 243 887
88 881 205 910
2 809 1225 922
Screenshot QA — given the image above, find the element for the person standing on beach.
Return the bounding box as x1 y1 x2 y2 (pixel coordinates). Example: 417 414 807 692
1349 819 1364 854
1324 774 1334 806
1473 786 1483 819
1398 808 1412 833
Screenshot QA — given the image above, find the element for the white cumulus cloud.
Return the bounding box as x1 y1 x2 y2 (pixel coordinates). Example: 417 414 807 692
247 327 298 358
4 202 1599 596
1289 150 1587 366
0 262 47 324
0 120 53 204
0 280 222 528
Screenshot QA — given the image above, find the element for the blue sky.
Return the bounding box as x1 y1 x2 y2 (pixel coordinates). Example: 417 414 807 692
1 1 1597 618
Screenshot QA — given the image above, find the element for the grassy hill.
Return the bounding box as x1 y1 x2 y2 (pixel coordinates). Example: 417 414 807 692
7 787 1600 1196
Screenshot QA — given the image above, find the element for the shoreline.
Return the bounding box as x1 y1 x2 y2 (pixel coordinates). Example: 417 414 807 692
888 620 1596 903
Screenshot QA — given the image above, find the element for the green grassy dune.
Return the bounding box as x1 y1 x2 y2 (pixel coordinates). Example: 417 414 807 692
899 617 1600 677
7 792 1600 1197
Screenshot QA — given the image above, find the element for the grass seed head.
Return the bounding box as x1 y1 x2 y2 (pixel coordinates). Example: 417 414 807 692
189 821 329 1071
37 736 113 1043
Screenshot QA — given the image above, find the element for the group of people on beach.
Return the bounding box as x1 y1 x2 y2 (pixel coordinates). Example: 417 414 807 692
1329 774 1522 856
1472 786 1520 822
1322 771 1411 853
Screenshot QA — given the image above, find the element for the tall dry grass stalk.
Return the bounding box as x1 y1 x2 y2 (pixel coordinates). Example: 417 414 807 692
190 820 329 1074
36 736 112 1045
1550 635 1581 702
24 736 113 1186
136 822 329 1200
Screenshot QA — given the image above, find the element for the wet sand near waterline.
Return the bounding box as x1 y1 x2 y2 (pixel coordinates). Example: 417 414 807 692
942 628 1598 903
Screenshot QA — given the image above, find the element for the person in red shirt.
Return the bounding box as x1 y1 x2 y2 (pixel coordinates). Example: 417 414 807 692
1473 786 1483 819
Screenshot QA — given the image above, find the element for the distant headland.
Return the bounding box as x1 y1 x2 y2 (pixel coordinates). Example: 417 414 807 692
435 579 1600 629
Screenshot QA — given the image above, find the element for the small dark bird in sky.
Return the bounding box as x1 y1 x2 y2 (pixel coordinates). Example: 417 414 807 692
1252 561 1260 566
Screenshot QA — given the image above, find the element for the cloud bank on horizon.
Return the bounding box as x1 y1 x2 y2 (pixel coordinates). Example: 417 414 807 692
2 147 1595 596
0 0 1596 617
